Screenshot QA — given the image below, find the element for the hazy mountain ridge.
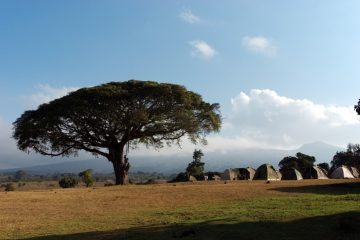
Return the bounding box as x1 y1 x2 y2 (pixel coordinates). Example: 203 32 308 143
0 142 344 174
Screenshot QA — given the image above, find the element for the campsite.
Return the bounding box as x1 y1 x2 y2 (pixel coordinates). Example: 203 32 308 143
1 1 360 240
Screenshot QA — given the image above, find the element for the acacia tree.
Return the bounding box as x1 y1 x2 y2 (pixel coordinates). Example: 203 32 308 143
13 80 221 185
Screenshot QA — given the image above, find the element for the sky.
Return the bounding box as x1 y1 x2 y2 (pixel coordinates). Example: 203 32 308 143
1 1 360 168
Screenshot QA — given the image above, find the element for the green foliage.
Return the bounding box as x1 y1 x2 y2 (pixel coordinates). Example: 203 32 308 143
318 162 330 172
4 183 15 191
13 80 221 156
354 99 360 115
13 80 221 185
192 149 204 162
59 176 78 188
186 149 205 180
331 143 360 169
78 169 94 187
173 149 206 182
173 172 189 182
279 152 316 172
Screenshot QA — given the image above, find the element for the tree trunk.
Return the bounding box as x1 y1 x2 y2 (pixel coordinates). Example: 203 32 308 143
109 144 130 185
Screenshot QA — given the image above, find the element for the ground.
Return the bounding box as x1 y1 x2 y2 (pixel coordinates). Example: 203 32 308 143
0 179 359 239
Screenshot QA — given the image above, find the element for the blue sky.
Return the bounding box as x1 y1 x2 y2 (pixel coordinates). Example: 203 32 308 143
1 1 360 168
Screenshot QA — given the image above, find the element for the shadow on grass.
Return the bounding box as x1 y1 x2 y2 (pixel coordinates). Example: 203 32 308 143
271 182 360 195
23 211 360 240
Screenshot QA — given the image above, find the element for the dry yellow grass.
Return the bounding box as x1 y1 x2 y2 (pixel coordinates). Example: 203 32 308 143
0 179 359 239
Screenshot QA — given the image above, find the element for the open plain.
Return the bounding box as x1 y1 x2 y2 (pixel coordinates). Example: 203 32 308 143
1 179 359 240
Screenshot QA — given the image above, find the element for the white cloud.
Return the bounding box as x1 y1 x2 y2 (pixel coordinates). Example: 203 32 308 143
179 10 200 24
242 36 277 56
189 40 217 59
229 89 360 148
24 84 79 109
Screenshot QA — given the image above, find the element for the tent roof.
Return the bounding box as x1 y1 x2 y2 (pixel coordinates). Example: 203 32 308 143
330 166 355 179
281 168 303 180
254 164 280 180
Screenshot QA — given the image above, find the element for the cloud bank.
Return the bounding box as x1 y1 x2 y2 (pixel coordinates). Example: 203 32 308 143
242 36 277 56
189 40 217 59
229 89 360 148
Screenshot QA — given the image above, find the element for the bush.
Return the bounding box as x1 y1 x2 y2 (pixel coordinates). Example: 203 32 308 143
172 172 188 182
78 169 95 187
5 183 15 191
58 176 78 188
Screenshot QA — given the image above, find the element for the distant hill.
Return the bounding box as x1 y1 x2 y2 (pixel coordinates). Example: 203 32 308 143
0 142 344 174
295 141 344 160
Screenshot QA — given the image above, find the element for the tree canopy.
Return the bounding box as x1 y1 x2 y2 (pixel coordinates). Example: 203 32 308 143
186 149 205 180
278 152 316 172
317 162 330 172
331 143 360 170
13 80 221 184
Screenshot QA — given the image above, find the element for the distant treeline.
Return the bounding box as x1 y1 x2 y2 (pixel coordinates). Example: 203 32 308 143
0 170 172 183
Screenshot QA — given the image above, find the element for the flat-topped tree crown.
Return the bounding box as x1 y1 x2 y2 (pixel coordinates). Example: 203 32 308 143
13 80 221 184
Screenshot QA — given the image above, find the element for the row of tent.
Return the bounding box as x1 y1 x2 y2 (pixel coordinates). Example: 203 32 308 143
220 164 360 181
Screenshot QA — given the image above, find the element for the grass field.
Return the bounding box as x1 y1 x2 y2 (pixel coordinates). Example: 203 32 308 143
1 179 360 240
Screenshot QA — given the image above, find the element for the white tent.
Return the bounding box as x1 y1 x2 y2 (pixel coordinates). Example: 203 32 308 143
253 164 280 181
348 166 360 178
330 166 355 179
303 166 328 179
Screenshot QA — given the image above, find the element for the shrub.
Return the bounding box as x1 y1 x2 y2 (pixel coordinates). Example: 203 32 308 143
78 169 95 187
172 172 188 182
58 176 78 188
5 183 15 191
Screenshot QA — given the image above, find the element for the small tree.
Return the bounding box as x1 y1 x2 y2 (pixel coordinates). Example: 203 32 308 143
186 149 205 180
59 176 78 188
79 169 94 187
